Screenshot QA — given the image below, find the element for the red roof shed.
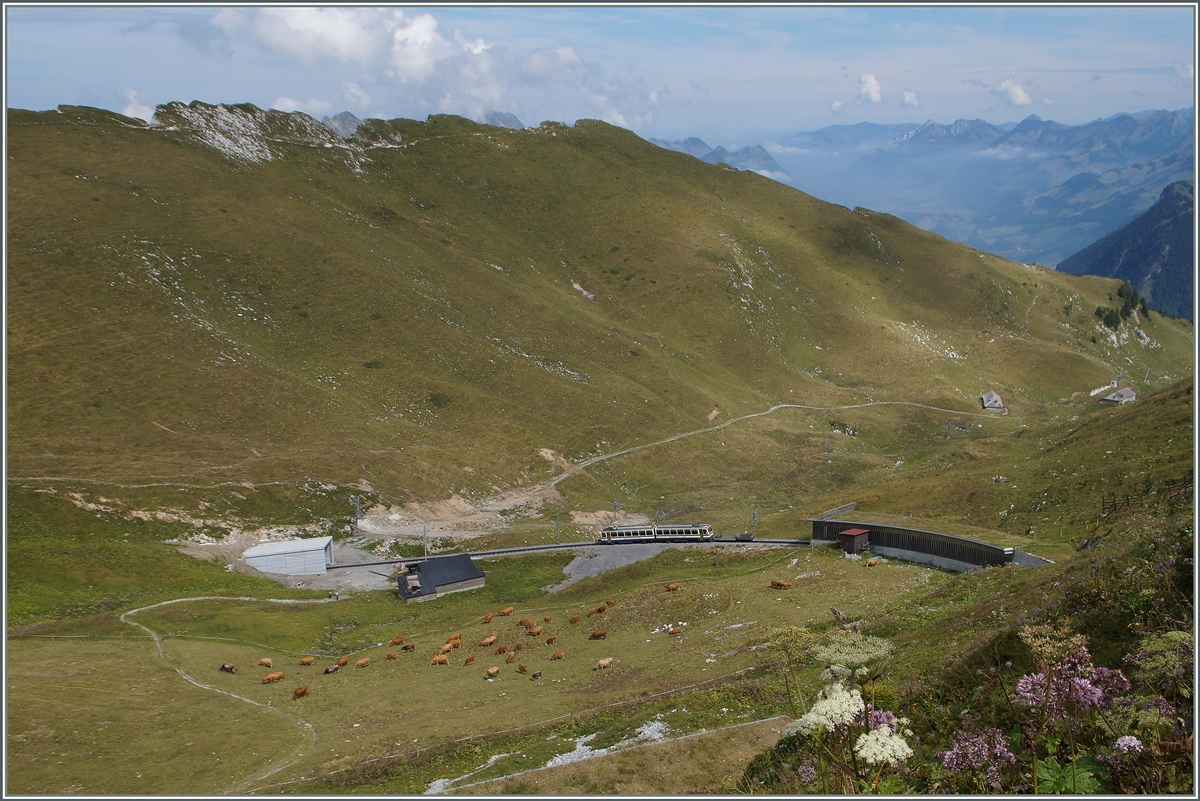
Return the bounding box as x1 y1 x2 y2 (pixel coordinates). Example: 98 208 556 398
839 528 871 553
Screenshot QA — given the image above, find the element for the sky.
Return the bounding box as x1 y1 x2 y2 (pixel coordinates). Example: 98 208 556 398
4 4 1196 149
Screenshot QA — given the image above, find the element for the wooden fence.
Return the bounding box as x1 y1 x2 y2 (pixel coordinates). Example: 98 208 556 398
1100 470 1194 518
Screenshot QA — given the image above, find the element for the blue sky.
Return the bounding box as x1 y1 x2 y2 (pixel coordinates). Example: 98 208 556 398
5 5 1195 148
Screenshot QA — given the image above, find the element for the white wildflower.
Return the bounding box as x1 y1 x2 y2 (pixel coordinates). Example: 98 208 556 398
812 629 893 673
795 682 865 735
854 725 913 766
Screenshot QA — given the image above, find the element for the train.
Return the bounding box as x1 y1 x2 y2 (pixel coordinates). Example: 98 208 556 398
596 523 715 543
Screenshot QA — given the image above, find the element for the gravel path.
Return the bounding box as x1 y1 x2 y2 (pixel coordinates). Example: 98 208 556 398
547 544 666 592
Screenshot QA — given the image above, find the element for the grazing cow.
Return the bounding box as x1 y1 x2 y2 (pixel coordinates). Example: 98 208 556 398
496 644 509 654
665 582 681 592
594 657 614 671
517 664 528 674
438 643 454 656
498 607 514 616
589 630 607 640
531 671 541 680
546 637 557 645
543 616 552 623
479 635 498 647
354 658 370 669
402 643 415 652
770 580 792 589
464 655 475 665
866 557 882 567
450 640 461 649
550 651 564 661
606 600 615 607
514 642 523 651
336 656 351 667
298 656 315 666
668 627 682 636
257 658 274 668
570 615 581 624
219 663 237 674
483 613 493 624
262 671 285 684
324 665 340 675
386 652 398 660
485 666 500 679
506 651 516 664
429 655 449 666
447 633 462 643
518 619 532 628
527 626 543 637
293 686 308 701
589 606 606 616
390 636 406 646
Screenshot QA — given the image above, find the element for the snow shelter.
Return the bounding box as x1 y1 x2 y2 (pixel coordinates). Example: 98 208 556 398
400 554 486 603
241 536 334 575
839 528 871 554
1099 388 1137 406
981 390 1004 410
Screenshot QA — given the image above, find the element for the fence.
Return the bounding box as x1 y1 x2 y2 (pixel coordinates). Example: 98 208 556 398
1100 470 1194 518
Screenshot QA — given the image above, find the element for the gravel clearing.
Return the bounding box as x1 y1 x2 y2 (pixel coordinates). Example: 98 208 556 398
547 544 666 592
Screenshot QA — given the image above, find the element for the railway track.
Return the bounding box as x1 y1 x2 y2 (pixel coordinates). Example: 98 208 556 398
326 538 811 571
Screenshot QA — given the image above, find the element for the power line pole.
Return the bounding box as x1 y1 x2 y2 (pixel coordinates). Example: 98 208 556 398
350 495 362 533
423 525 427 559
826 441 833 464
612 499 623 525
556 513 561 544
751 504 757 539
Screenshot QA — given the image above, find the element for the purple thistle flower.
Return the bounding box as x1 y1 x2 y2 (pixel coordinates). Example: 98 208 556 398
796 759 818 783
868 708 898 731
940 727 1016 775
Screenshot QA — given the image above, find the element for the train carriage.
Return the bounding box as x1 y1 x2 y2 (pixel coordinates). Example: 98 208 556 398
597 523 714 543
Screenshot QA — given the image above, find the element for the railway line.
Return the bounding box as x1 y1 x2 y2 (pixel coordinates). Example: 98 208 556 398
326 537 811 571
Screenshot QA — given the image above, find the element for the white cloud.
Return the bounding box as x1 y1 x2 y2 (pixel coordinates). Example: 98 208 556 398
271 97 333 116
342 82 372 111
900 90 919 108
831 100 844 115
1042 97 1056 106
991 77 1031 107
856 74 882 105
120 89 153 122
1175 62 1194 85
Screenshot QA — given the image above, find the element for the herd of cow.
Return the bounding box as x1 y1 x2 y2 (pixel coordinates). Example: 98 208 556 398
217 598 628 701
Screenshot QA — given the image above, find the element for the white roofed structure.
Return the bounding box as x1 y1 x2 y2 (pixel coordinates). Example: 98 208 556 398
1099 388 1137 405
241 536 334 575
981 390 1004 410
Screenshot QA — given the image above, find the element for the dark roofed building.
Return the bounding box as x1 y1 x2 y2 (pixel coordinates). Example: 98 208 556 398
839 528 871 554
399 554 485 603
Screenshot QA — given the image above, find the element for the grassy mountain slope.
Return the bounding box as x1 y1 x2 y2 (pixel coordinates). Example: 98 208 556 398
6 103 1193 515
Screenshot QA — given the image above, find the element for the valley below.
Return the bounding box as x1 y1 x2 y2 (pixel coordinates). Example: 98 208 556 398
5 103 1193 795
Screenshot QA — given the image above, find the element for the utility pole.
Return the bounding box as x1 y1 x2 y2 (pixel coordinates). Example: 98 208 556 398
826 441 833 464
556 513 561 544
612 500 623 526
423 525 428 559
654 506 662 538
350 495 362 533
1144 366 1151 384
751 504 757 539
946 420 951 439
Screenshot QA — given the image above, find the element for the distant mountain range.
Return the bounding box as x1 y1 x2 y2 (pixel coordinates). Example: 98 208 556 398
1057 181 1194 319
687 109 1193 268
649 137 787 177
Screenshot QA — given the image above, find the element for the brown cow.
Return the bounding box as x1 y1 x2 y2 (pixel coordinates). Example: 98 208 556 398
531 671 542 680
450 640 461 649
543 616 552 623
438 643 454 656
479 635 498 647
570 615 581 624
429 654 449 666
527 626 543 637
293 686 308 700
498 607 514 616
298 656 315 666
262 671 285 684
354 658 370 669
447 632 462 643
496 644 508 654
219 663 237 674
546 637 557 645
594 657 614 670
402 643 416 652
517 664 528 674
464 655 475 665
668 627 682 636
506 651 516 664
514 642 523 651
485 666 500 678
387 652 398 660
482 613 493 624
390 636 406 646
518 619 532 628
324 665 340 675
665 582 681 592
589 630 607 640
770 580 792 589
590 606 606 616
257 658 274 668
336 656 351 667
606 600 615 607
550 651 564 661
